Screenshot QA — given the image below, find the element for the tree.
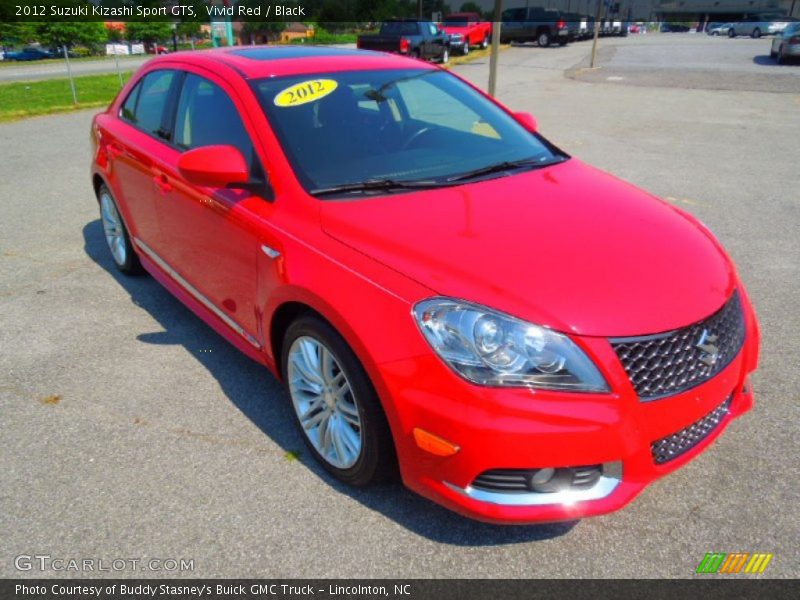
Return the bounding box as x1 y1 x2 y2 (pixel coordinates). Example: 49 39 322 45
125 22 174 44
459 2 482 14
36 22 108 51
0 22 38 47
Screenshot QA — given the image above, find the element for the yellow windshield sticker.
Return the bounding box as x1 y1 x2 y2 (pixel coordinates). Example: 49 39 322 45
274 79 338 107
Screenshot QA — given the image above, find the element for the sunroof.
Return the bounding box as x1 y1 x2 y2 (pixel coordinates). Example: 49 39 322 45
230 46 363 61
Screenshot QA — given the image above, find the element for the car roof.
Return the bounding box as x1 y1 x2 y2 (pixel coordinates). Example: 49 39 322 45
147 45 437 80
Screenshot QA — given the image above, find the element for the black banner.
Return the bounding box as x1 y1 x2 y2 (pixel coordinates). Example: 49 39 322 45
2 580 799 600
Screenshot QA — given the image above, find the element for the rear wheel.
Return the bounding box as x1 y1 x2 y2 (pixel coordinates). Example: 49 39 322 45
728 28 736 38
752 28 761 39
97 185 142 275
281 315 396 486
538 31 552 47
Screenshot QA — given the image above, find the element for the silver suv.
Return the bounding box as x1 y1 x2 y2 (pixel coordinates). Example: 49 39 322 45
728 15 797 38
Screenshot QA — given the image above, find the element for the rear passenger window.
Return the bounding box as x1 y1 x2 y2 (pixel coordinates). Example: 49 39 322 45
173 74 254 166
120 70 176 139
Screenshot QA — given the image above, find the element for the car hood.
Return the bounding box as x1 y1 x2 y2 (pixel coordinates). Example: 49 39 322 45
320 159 735 337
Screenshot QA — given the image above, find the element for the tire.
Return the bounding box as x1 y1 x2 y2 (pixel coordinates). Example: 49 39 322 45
538 30 552 47
728 28 736 38
752 28 761 39
281 315 397 486
712 31 719 36
777 45 786 65
481 34 489 49
461 41 469 55
97 184 143 275
440 46 449 64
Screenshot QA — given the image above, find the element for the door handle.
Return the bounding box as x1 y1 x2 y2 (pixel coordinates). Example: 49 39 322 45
153 173 172 194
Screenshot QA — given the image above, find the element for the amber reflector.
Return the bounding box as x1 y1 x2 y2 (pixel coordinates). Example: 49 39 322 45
413 428 460 456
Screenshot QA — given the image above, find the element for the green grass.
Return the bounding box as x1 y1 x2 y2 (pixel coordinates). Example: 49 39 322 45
0 72 132 122
0 54 146 68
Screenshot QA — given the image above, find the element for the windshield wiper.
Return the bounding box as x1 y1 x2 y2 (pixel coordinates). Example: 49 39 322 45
311 178 446 197
446 157 563 183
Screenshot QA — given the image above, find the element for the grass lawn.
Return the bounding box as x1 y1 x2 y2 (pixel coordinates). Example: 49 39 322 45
0 72 132 122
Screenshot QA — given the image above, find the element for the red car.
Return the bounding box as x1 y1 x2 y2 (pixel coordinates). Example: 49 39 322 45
441 12 493 55
91 46 759 524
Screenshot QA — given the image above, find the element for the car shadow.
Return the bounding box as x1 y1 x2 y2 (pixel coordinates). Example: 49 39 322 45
751 54 792 67
83 218 577 546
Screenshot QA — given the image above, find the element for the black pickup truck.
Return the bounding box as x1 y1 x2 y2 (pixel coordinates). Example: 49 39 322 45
499 6 569 47
357 20 451 63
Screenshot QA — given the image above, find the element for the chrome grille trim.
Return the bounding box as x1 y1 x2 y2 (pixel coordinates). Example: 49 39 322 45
651 396 731 465
611 292 745 401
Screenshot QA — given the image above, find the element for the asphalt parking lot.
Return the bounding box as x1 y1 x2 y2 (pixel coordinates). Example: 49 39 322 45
1 35 798 578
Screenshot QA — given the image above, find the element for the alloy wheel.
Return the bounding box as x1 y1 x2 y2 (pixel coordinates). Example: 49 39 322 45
100 191 127 267
287 336 363 469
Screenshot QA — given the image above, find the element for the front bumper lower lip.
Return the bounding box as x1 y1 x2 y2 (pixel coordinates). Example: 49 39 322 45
443 461 622 506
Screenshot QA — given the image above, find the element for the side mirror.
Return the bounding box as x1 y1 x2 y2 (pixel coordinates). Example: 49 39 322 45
177 145 249 188
514 111 538 133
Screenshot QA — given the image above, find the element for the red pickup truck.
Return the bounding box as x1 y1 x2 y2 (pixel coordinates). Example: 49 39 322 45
440 12 493 55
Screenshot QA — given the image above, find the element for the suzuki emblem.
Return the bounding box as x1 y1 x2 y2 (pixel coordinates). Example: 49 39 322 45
696 329 720 367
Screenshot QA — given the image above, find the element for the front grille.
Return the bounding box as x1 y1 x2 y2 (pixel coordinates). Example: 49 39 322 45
651 396 731 464
472 465 602 493
611 292 745 400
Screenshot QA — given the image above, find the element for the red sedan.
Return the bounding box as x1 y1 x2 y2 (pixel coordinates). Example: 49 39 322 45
91 46 759 523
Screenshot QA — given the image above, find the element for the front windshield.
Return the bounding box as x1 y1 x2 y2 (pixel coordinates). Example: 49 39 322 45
444 18 469 25
253 69 566 196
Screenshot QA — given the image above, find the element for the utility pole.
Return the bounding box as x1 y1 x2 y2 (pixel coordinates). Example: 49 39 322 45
488 0 503 97
590 0 603 68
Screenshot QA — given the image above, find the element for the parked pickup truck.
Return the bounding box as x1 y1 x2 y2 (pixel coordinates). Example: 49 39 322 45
357 20 451 63
499 6 569 47
440 12 492 55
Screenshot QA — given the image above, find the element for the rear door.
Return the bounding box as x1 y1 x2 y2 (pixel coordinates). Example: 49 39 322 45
103 69 180 250
149 69 266 345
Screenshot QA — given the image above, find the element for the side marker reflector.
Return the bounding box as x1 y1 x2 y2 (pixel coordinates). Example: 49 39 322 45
413 428 460 457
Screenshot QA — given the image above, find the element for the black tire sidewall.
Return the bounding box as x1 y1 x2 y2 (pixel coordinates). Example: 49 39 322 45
281 315 395 486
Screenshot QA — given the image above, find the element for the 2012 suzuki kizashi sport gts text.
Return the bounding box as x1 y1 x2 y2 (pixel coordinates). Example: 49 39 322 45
90 47 759 524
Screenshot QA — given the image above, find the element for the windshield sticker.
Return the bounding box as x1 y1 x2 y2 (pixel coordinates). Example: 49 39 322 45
274 79 338 107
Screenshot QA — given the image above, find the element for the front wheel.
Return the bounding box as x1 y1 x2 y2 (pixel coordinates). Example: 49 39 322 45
440 46 449 64
461 41 470 55
728 28 736 38
752 28 761 39
97 185 143 275
481 34 489 49
282 315 396 486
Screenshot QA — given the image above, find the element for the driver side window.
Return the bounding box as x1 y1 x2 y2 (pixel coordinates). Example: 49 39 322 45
173 74 254 166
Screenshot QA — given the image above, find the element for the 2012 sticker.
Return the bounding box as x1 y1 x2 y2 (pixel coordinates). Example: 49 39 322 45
274 79 338 107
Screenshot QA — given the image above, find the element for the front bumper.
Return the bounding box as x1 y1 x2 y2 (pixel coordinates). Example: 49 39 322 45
374 288 759 524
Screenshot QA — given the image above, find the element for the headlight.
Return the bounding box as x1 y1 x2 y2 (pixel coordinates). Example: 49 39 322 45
413 298 609 392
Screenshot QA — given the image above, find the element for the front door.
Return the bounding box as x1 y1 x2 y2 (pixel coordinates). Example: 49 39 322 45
150 71 266 347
